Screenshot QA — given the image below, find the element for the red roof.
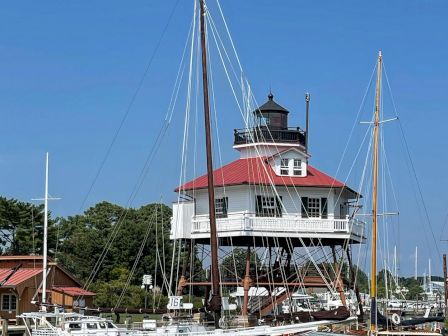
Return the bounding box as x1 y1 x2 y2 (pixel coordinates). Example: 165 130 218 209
0 268 42 286
53 287 96 296
176 157 355 192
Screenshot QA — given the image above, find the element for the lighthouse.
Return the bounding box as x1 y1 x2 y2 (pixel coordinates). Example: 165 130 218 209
171 93 365 317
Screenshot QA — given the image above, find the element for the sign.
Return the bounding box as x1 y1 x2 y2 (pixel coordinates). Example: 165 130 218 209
142 274 153 286
167 296 183 310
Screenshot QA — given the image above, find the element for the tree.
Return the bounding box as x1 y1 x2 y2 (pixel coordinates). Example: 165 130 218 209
351 265 369 293
57 202 175 292
400 277 423 300
220 247 261 280
0 197 57 255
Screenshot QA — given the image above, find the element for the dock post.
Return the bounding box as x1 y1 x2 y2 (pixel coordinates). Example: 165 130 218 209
1 318 8 336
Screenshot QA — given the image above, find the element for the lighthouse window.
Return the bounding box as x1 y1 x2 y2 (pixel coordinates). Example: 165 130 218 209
256 195 282 217
307 198 321 218
215 197 228 218
280 158 289 175
301 197 328 218
262 116 270 126
293 159 302 176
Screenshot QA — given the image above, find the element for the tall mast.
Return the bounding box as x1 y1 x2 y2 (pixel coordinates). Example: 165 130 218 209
199 0 221 327
394 245 397 285
415 246 418 280
370 50 382 335
42 152 49 311
305 93 310 154
429 258 432 292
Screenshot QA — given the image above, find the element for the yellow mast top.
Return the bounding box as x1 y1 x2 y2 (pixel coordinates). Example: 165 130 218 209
370 50 382 334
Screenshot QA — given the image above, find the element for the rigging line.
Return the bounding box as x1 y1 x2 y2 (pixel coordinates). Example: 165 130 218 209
115 209 157 308
383 63 442 260
81 8 193 291
78 0 181 212
84 39 185 292
399 119 441 258
206 12 242 113
440 213 448 240
251 238 261 314
191 23 201 203
83 107 172 292
382 135 400 240
261 237 276 317
206 0 353 301
215 0 242 72
170 0 198 295
331 95 377 220
285 237 309 311
323 61 377 202
206 9 243 100
207 15 298 220
272 237 292 312
208 18 228 201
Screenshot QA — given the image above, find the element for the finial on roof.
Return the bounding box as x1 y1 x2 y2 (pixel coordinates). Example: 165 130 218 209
268 91 274 101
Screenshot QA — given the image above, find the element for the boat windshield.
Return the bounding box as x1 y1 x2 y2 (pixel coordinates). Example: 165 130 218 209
68 323 81 330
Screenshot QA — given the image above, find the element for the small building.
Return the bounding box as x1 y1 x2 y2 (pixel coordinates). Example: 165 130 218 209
0 256 95 321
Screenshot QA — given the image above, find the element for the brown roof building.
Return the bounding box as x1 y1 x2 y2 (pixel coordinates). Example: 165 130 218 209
0 256 95 321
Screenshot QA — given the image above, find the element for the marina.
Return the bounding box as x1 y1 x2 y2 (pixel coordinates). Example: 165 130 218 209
0 0 447 335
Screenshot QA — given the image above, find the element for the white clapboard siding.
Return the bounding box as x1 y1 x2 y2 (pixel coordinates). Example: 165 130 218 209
195 185 345 218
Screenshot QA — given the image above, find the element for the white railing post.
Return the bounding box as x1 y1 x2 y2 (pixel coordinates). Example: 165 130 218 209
244 211 252 230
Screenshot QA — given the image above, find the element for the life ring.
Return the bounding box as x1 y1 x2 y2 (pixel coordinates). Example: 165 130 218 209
391 313 401 325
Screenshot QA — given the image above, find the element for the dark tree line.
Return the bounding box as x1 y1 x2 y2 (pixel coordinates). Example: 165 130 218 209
0 196 424 307
0 197 174 308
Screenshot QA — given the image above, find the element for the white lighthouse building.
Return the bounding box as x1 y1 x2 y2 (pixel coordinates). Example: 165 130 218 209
171 93 365 245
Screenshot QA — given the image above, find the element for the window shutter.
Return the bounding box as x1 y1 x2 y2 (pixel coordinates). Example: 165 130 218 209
301 197 308 218
276 196 283 217
321 197 328 219
256 195 262 216
223 197 228 217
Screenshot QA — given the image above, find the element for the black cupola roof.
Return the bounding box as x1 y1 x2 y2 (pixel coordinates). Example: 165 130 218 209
254 93 289 115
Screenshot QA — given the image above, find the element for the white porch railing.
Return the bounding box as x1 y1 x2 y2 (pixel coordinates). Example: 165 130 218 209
192 211 365 237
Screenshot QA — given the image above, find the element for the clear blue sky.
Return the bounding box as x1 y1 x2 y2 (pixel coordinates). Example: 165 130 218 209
1 1 447 276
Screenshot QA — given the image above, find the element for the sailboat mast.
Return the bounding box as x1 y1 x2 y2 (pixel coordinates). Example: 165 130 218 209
42 152 49 310
370 50 382 334
199 0 221 326
415 246 418 280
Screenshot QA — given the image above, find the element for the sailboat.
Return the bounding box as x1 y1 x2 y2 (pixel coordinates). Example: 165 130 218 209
19 154 127 336
365 52 443 335
167 0 361 333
